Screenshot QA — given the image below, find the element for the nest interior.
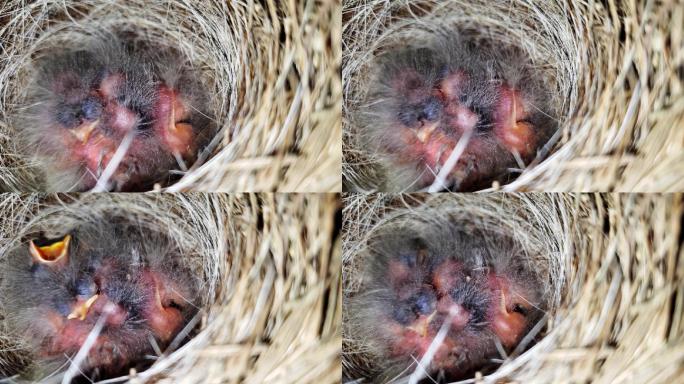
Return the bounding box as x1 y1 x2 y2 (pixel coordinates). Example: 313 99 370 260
0 193 341 383
342 0 684 192
0 0 341 192
342 193 684 383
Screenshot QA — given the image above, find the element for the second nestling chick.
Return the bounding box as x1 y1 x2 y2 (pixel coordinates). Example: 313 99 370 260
0 221 200 380
346 219 547 383
17 34 215 191
357 34 557 191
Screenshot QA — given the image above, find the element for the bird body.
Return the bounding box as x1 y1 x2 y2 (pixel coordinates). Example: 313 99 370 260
18 35 214 191
0 221 199 380
358 35 557 191
346 220 546 382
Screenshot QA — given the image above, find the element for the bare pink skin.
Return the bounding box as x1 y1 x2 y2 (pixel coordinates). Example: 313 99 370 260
487 275 536 348
153 85 195 156
42 310 128 371
492 87 536 156
140 270 187 342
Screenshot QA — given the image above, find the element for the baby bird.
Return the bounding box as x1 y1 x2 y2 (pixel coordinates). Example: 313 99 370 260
18 35 214 191
358 35 557 191
0 221 199 380
347 220 546 383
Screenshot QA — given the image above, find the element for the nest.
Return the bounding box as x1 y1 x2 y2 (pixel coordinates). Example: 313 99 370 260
0 0 341 192
0 193 341 383
343 0 684 191
342 193 684 383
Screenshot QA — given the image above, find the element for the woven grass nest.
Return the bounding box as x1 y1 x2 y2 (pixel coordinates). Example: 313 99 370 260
342 193 684 383
0 0 341 192
0 193 341 383
342 0 684 192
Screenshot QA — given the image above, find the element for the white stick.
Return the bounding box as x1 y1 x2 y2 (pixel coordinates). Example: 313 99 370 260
427 129 473 192
407 307 459 384
61 304 116 384
91 130 135 192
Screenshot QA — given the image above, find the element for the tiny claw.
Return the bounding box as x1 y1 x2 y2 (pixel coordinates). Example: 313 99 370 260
67 294 100 321
70 120 99 144
29 235 71 265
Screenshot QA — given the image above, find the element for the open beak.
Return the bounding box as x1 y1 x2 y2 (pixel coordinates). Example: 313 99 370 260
29 235 70 265
70 120 99 144
67 294 100 321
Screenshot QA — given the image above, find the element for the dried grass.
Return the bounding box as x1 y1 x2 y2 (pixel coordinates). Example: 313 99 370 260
0 193 341 384
342 0 684 192
342 193 684 383
0 0 341 192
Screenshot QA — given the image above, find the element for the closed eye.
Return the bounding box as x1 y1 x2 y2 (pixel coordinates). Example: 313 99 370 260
512 303 529 316
167 300 183 310
137 118 154 130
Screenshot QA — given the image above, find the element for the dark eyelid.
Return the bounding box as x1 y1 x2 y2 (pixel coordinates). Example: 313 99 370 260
54 300 72 317
81 97 102 120
75 278 96 297
137 118 154 130
512 303 529 316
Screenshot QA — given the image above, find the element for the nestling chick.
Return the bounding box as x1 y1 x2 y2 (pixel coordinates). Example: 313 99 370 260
358 35 557 191
347 220 547 383
18 35 214 191
0 222 200 380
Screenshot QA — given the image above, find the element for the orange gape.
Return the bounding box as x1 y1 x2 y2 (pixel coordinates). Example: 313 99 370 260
29 235 70 265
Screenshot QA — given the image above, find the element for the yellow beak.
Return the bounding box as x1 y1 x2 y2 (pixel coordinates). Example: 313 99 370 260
408 311 437 338
416 123 437 144
70 120 99 144
67 294 100 321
